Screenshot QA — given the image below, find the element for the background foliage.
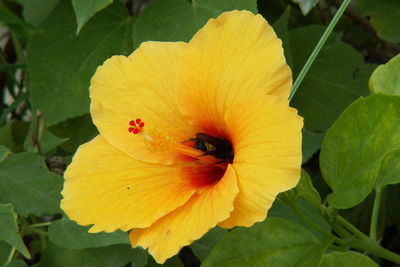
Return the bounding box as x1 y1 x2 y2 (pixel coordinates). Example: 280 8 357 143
0 0 400 266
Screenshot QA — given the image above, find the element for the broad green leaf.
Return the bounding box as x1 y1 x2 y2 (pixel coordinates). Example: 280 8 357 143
48 218 129 249
0 153 63 216
320 94 400 209
72 0 114 34
203 218 331 266
281 170 321 206
0 124 14 152
292 0 318 16
39 242 147 267
1 259 28 267
133 0 257 47
15 0 59 26
369 53 400 95
376 150 400 188
0 204 30 258
290 26 372 131
355 0 400 43
302 129 324 163
190 227 227 261
0 121 30 153
48 114 97 153
320 251 378 267
28 0 133 126
0 146 11 162
145 256 183 267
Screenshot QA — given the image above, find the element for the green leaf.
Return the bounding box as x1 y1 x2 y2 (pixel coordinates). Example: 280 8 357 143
39 242 147 267
48 114 97 154
0 203 30 259
0 153 63 216
376 149 400 188
281 170 321 206
40 130 68 154
72 0 114 34
292 0 319 16
0 241 12 265
0 146 11 162
203 218 331 266
0 2 33 40
1 259 28 267
355 0 400 43
369 53 400 95
15 0 60 26
190 227 227 261
0 121 30 153
320 94 400 209
48 218 129 249
28 0 133 126
289 25 372 131
271 7 292 68
320 251 378 267
133 0 257 48
302 129 324 163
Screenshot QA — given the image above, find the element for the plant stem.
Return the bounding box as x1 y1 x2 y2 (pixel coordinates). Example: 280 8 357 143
289 0 352 100
350 238 400 264
335 214 370 241
6 247 16 264
370 188 383 242
30 221 52 228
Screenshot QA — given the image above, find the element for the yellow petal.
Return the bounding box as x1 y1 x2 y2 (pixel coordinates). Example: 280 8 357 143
176 10 291 136
129 165 238 264
219 95 303 228
90 41 197 165
61 135 197 232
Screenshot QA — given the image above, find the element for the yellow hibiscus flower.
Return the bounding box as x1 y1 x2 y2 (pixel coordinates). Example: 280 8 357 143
61 10 303 263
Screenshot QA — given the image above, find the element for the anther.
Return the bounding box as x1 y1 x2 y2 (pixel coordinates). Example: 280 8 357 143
128 118 145 135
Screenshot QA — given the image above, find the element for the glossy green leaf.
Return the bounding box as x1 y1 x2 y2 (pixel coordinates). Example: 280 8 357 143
0 153 63 216
39 242 147 267
320 251 378 267
369 53 400 95
0 204 30 259
292 0 318 16
72 0 114 34
28 0 133 126
190 227 227 261
0 241 12 265
0 146 11 162
271 7 292 68
320 94 400 209
290 26 372 131
15 0 60 26
40 130 68 154
356 0 400 43
133 0 257 47
302 129 324 163
48 218 129 249
203 218 331 266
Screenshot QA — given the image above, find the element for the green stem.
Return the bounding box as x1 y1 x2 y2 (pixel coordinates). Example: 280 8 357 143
10 31 25 65
289 202 342 244
30 221 52 228
6 246 16 264
350 239 400 264
289 0 352 100
335 214 370 241
370 188 383 242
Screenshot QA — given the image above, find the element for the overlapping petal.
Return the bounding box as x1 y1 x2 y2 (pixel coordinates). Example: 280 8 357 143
176 10 292 136
129 165 238 264
61 136 198 232
90 41 197 165
219 95 303 228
